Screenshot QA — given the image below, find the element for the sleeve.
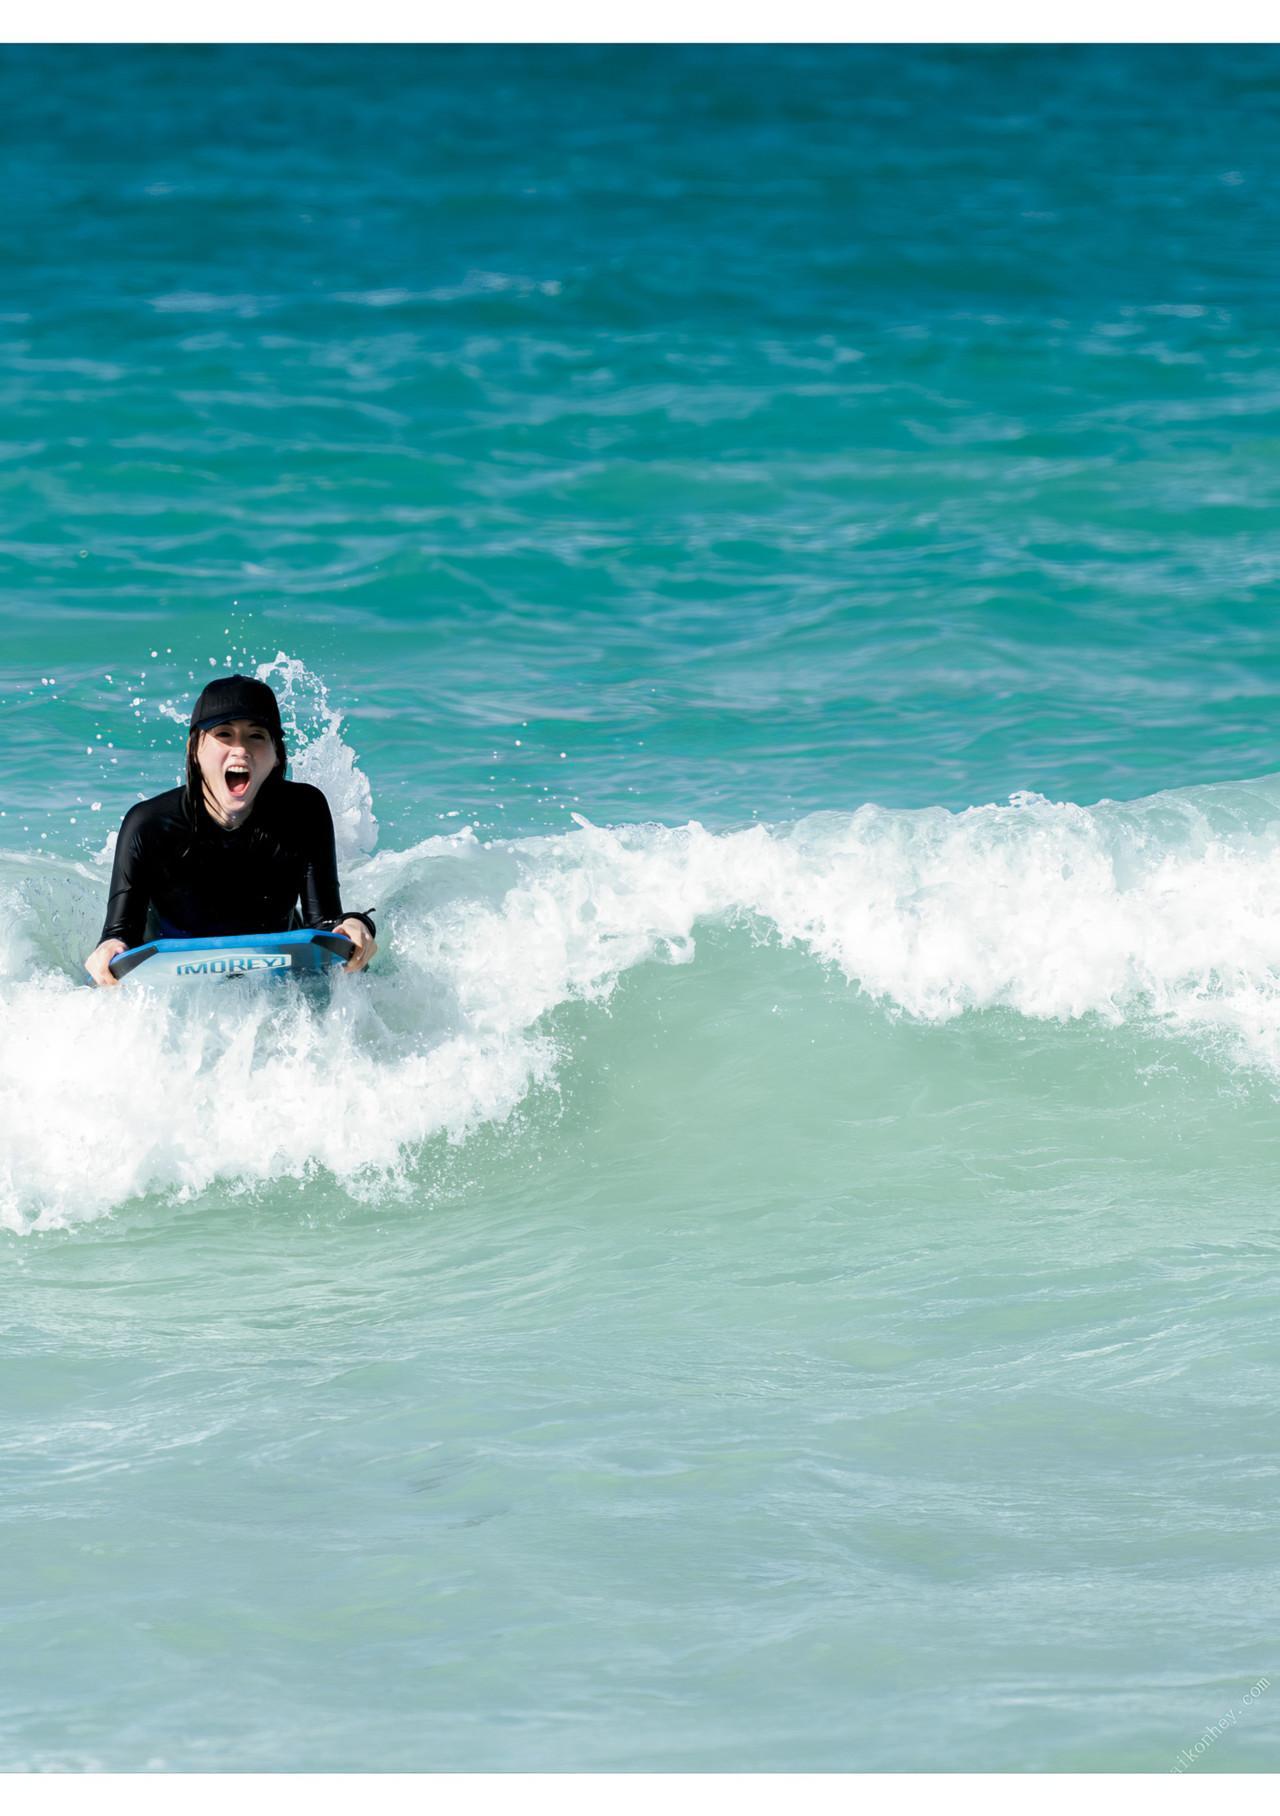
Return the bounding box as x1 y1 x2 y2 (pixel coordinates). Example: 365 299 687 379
298 788 376 938
98 804 153 948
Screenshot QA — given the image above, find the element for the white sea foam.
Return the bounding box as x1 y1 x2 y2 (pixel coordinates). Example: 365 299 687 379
5 670 1280 1232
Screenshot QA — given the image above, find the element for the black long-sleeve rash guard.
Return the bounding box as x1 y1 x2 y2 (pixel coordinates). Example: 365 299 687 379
98 781 376 950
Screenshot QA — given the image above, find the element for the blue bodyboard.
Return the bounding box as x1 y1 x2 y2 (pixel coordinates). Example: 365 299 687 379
109 929 353 985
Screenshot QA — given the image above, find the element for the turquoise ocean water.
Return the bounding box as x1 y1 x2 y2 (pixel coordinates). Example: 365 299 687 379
4 44 1280 1771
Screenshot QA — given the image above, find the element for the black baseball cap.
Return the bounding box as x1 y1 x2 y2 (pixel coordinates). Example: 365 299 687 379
190 674 284 738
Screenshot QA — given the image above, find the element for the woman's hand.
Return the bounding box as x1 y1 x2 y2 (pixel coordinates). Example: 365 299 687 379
85 939 127 987
335 918 377 973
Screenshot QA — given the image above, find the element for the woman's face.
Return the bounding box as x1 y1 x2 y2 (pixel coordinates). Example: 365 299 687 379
197 719 278 821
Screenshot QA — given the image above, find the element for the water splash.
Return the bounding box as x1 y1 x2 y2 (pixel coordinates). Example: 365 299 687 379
255 653 377 864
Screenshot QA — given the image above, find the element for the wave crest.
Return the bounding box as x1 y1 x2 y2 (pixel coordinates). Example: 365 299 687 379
6 724 1280 1231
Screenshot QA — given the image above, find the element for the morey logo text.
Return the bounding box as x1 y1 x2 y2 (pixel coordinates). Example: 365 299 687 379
174 955 295 976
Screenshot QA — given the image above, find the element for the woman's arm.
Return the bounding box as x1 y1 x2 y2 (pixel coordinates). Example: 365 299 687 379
297 788 378 973
85 805 151 984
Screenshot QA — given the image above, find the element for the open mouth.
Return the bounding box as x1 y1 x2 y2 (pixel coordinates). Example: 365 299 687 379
225 767 252 798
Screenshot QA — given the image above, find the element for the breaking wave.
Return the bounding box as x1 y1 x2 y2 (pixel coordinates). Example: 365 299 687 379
4 661 1280 1234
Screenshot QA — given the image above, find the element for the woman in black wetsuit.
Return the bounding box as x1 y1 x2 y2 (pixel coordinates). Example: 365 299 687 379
84 674 377 987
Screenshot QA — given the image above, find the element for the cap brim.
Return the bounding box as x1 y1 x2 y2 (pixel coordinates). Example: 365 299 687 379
192 714 279 733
